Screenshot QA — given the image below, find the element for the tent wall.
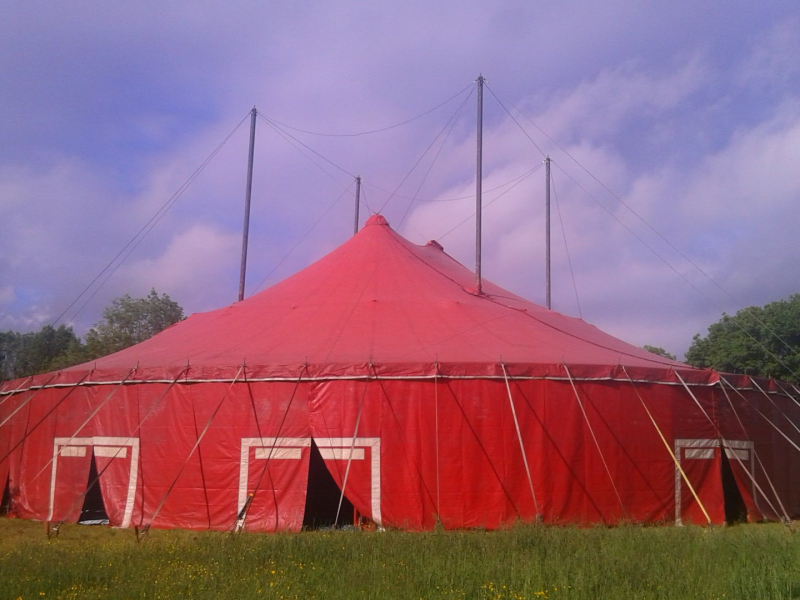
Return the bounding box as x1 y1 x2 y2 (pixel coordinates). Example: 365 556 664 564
307 378 727 528
717 385 800 521
2 374 799 531
0 390 28 516
3 379 314 531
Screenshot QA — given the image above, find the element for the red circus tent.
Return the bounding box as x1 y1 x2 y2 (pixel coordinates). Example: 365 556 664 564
1 214 799 531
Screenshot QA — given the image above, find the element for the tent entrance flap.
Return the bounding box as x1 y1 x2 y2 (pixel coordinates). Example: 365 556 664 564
0 475 9 516
303 440 354 529
720 447 747 524
79 452 109 525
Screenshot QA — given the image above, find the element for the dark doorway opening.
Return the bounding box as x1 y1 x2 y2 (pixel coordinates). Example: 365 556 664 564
0 476 10 516
79 453 109 525
720 446 747 524
303 440 354 529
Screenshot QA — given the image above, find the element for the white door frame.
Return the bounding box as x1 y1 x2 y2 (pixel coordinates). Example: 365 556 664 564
237 437 382 527
673 438 754 526
48 436 139 528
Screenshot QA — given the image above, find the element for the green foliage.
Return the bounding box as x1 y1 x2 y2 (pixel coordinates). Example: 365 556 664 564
1 520 799 599
0 325 86 381
84 289 184 359
685 293 800 383
642 345 676 360
0 290 184 381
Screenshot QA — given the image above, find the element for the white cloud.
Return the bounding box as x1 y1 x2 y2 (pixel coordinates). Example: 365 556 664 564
117 223 240 315
530 58 709 143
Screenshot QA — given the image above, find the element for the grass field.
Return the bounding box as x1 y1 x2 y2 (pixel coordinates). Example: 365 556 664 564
1 519 799 599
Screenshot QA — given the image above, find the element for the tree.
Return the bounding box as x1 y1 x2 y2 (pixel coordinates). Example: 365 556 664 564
84 289 184 359
0 290 184 382
0 325 85 381
685 294 800 383
643 345 676 360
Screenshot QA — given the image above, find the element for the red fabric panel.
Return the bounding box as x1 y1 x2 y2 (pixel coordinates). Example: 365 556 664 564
438 379 538 528
49 447 92 523
239 440 310 533
94 448 135 526
0 388 34 517
14 385 101 523
1 394 35 518
715 385 800 522
0 394 15 503
716 386 764 522
232 381 311 533
307 377 727 529
771 392 800 518
4 374 798 530
735 388 800 520
119 379 311 532
3 377 314 531
677 449 723 525
307 380 395 526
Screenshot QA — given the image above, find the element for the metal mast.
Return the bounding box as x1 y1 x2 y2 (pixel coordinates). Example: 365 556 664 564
475 75 485 294
545 156 551 309
354 175 362 236
238 107 257 302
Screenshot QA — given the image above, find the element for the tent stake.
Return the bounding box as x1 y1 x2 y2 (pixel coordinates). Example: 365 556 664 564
235 493 255 533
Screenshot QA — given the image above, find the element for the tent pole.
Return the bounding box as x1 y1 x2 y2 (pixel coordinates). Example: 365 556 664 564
475 75 484 294
354 175 362 236
238 107 258 302
545 156 551 309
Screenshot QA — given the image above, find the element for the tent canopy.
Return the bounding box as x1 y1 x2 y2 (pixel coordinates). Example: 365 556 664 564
73 214 686 382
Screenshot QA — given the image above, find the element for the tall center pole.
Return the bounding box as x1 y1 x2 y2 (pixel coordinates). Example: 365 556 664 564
238 107 258 302
475 75 485 295
354 175 362 236
545 156 551 309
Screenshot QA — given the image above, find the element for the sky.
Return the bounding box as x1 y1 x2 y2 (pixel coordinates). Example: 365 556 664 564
1 0 799 359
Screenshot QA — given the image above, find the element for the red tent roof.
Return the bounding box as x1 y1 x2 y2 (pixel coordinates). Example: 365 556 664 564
74 214 686 380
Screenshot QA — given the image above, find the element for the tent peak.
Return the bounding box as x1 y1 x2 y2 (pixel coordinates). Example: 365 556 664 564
425 240 444 251
365 214 389 227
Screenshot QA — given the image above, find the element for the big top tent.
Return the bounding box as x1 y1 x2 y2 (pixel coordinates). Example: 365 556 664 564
1 214 799 531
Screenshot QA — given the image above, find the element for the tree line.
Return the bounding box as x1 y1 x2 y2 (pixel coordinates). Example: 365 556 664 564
645 293 800 384
2 290 799 384
683 293 800 384
0 290 183 381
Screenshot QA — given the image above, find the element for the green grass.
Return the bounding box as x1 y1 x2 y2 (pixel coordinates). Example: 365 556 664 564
1 519 799 599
